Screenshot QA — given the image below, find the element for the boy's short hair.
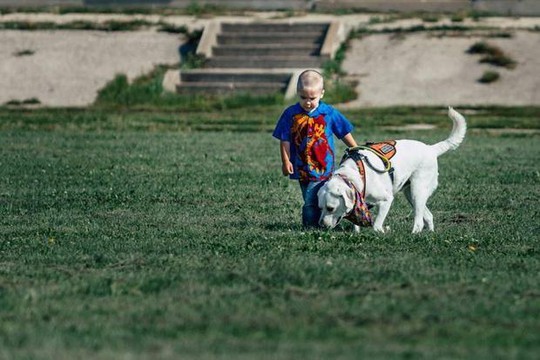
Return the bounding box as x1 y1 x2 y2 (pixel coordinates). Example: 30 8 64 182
297 69 324 92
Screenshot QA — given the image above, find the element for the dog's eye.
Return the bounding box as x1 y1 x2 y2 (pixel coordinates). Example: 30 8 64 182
326 206 334 213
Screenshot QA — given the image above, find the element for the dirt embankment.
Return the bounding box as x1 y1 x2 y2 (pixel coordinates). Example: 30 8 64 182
1 13 539 107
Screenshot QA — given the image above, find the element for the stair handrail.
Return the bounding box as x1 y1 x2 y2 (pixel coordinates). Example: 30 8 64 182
196 20 221 59
320 21 345 60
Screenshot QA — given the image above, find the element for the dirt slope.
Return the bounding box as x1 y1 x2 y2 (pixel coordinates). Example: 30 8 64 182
0 13 539 107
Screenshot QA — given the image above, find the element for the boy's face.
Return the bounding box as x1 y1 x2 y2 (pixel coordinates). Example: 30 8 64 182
298 87 324 113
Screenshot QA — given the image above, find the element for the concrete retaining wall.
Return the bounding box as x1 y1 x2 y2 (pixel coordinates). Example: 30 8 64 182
473 1 540 17
317 0 470 13
317 1 540 16
169 1 310 10
0 0 83 5
1 0 540 16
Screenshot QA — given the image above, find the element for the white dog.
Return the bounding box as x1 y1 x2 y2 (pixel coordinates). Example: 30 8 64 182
318 107 467 233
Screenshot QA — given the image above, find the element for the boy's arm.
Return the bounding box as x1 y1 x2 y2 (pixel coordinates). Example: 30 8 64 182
280 141 294 176
341 133 358 148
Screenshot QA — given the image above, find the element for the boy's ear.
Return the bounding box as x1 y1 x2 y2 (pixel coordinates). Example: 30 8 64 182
320 89 325 99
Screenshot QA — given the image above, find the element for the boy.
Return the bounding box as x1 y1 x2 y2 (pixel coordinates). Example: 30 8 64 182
272 69 358 228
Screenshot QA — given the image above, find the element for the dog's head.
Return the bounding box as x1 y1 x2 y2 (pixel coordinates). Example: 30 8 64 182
318 177 355 229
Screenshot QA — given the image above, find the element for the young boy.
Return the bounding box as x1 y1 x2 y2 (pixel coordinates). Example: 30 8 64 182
273 69 358 228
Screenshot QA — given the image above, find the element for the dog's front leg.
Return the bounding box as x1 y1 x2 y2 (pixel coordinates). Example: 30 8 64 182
372 199 393 233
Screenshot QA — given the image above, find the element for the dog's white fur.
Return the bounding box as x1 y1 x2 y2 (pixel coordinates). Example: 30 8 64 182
318 107 467 233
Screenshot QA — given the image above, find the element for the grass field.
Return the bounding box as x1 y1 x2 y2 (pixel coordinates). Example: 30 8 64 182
0 107 539 359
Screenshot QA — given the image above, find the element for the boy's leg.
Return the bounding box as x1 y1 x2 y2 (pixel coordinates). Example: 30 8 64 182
299 181 324 228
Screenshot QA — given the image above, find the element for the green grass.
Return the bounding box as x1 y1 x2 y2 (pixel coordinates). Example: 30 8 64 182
0 106 539 132
0 108 539 359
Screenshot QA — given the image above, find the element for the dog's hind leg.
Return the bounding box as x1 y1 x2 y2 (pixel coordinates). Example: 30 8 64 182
423 207 434 231
404 187 435 232
406 176 437 233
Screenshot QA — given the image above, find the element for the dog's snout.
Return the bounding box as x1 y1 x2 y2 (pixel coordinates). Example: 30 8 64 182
319 215 336 229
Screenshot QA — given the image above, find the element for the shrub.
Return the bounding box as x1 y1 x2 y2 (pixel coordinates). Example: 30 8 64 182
93 66 284 110
450 13 465 23
323 80 358 104
478 70 500 84
321 42 357 104
185 2 225 16
466 41 517 69
179 29 204 68
158 23 188 34
95 68 170 107
4 98 41 106
421 15 440 23
479 53 517 69
467 41 491 55
0 19 153 31
13 49 35 57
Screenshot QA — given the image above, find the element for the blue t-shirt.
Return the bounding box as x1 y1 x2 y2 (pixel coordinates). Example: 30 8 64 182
272 102 354 182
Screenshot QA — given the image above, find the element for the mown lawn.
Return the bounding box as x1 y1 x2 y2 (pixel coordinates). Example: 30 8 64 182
0 108 538 359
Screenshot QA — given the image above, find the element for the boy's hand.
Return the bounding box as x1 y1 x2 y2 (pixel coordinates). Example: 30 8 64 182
282 161 294 176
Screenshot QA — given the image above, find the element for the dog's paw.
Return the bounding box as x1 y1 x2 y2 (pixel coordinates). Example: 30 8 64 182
373 225 391 234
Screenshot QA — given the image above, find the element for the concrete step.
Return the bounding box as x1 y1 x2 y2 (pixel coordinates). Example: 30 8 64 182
176 81 287 95
180 70 291 84
217 32 324 45
221 23 329 33
179 20 334 96
213 44 321 57
207 55 326 68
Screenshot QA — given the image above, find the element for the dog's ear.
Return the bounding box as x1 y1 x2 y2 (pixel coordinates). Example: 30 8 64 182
340 186 355 211
317 185 326 209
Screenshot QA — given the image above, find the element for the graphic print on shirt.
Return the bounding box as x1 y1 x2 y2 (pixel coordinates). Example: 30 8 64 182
292 113 333 180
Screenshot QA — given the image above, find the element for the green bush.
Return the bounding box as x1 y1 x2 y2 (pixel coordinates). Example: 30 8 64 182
94 67 285 111
421 14 440 23
321 42 357 104
478 70 500 84
13 49 35 57
479 53 517 69
4 98 41 106
157 23 188 34
0 19 154 31
323 80 358 105
467 41 517 69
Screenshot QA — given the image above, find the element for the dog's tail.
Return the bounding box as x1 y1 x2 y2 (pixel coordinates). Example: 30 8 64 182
432 107 467 157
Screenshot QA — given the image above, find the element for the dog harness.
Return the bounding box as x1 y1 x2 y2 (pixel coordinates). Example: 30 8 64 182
341 141 397 184
337 141 398 227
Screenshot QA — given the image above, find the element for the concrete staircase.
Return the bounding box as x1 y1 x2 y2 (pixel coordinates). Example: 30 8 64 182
176 21 337 96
